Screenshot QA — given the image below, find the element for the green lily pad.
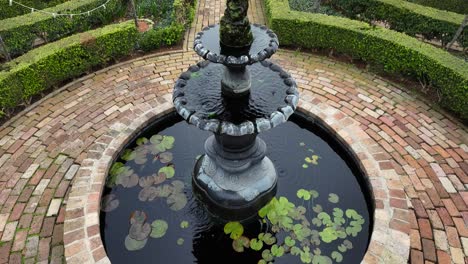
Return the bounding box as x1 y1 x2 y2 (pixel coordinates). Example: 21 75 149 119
312 204 323 213
271 245 285 257
262 249 274 262
138 186 157 202
121 149 136 161
120 174 139 188
139 176 154 188
319 227 339 243
259 233 276 245
302 164 309 169
343 239 353 249
332 251 343 262
328 193 339 203
312 255 332 264
291 246 302 256
150 219 168 238
129 222 151 241
161 136 175 150
297 189 311 200
285 236 296 247
159 166 175 179
159 152 173 163
154 184 173 198
150 135 163 144
167 192 187 211
136 137 148 146
180 221 189 229
224 222 244 240
124 235 147 251
309 190 319 199
177 238 184 245
101 194 119 212
232 236 250 253
130 211 147 225
249 238 263 251
258 260 267 264
300 251 312 263
171 180 185 192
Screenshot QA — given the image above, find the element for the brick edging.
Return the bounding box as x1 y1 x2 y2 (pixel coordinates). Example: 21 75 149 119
64 96 410 263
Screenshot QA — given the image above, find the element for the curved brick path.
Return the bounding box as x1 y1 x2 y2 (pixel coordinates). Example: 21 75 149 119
0 0 467 263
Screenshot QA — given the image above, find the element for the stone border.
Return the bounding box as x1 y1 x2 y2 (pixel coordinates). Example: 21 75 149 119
194 24 279 66
64 96 410 263
173 60 299 136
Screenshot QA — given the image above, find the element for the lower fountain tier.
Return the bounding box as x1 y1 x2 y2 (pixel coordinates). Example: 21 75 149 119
173 61 299 136
193 135 277 220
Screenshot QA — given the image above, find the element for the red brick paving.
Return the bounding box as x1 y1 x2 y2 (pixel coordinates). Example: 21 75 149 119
1 0 467 263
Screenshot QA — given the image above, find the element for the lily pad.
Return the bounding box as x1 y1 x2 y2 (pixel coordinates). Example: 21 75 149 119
180 221 189 229
139 176 155 188
262 249 274 262
150 219 168 238
121 174 139 188
224 222 244 240
167 192 187 211
130 211 147 225
297 189 311 200
232 236 250 253
171 180 185 192
271 245 285 257
129 222 151 241
150 135 163 144
136 137 148 146
124 235 147 251
159 166 175 179
328 193 339 203
153 173 166 185
101 194 119 212
121 149 136 161
285 236 296 247
259 233 276 245
133 149 148 165
138 186 158 202
159 152 173 163
177 238 184 245
249 238 263 251
154 184 173 198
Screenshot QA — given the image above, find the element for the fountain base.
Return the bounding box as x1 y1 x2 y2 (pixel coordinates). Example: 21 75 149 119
193 135 277 220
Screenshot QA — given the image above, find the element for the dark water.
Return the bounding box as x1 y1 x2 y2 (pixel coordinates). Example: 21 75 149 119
179 62 290 123
100 112 373 264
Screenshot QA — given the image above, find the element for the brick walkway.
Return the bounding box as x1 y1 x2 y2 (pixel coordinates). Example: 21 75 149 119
0 0 467 263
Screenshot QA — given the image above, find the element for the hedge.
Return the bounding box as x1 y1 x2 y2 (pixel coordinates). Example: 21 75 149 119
0 21 137 114
407 0 468 14
0 0 127 59
0 0 69 20
266 0 468 119
328 0 467 48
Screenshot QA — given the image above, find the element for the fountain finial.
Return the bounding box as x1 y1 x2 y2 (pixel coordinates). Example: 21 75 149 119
220 0 253 47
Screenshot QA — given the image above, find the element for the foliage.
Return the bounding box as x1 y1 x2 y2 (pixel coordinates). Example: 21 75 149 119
0 0 127 59
406 0 468 14
0 0 68 20
289 0 339 15
328 0 468 48
265 0 468 120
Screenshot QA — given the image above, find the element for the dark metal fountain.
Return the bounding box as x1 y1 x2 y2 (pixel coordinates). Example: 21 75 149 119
173 0 299 220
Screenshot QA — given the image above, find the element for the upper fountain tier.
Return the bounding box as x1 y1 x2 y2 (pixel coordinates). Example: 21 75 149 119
194 24 279 66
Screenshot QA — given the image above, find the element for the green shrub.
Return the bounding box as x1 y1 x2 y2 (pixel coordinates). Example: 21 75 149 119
0 21 138 113
0 0 127 59
328 0 467 48
266 0 468 119
407 0 468 14
0 0 69 20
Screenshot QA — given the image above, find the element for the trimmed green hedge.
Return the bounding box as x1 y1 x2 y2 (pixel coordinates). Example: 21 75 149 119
407 0 468 14
266 0 468 119
0 0 68 20
0 0 127 59
328 0 467 48
0 21 137 113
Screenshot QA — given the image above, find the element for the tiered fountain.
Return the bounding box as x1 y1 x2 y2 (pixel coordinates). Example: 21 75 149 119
173 0 298 219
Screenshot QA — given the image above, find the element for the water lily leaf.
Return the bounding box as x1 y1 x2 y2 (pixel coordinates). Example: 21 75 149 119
138 186 157 202
134 150 147 165
136 137 148 146
177 238 184 245
262 249 274 262
159 166 175 179
154 184 173 198
232 236 250 253
312 255 332 264
313 248 321 255
331 251 343 263
345 209 360 219
224 222 244 240
124 235 147 251
139 176 155 188
312 204 323 213
167 192 187 211
159 152 173 163
300 251 312 263
161 136 175 150
261 232 276 245
338 244 347 253
328 193 339 203
343 239 353 249
291 246 302 256
297 189 311 200
114 167 134 186
345 224 362 237
130 211 147 225
101 194 119 212
121 149 136 161
129 222 151 241
121 174 139 188
300 142 305 146
171 180 185 192
258 260 267 264
153 173 166 185
150 219 168 238
333 208 344 218
271 245 284 257
302 164 309 169
285 236 296 247
180 221 189 229
309 190 319 199
150 135 163 144
319 227 339 243
318 212 332 226
250 238 263 251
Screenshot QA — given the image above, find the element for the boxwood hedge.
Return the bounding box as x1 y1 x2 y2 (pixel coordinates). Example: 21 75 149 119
0 0 127 59
266 0 468 119
328 0 467 48
0 0 68 20
407 0 468 14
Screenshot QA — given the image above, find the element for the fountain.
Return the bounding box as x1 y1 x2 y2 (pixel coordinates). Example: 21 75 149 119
173 0 297 219
99 1 373 263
